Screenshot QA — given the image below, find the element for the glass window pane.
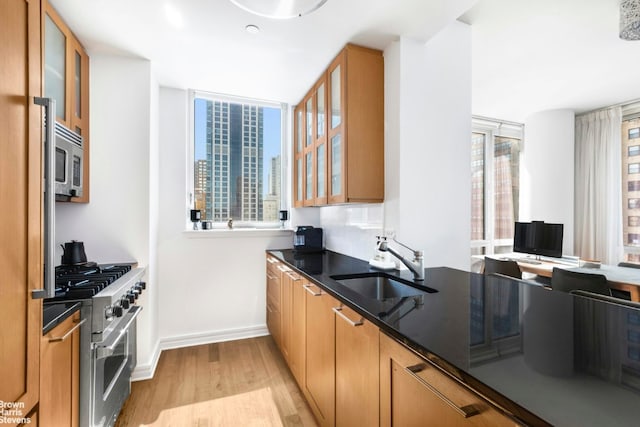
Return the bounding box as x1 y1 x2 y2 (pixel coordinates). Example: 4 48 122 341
75 51 81 118
306 98 313 147
629 145 640 157
331 65 341 128
471 133 485 241
317 83 325 137
630 163 640 174
306 152 313 200
193 96 281 223
630 128 640 139
317 144 325 198
331 135 341 196
296 110 303 153
493 136 520 240
297 158 302 201
629 181 640 192
44 14 66 120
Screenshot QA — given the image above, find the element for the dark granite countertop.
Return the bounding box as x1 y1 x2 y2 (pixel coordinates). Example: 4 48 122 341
268 249 640 427
43 302 82 335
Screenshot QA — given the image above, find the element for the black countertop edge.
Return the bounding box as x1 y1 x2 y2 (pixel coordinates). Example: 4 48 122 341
267 249 549 427
43 301 82 335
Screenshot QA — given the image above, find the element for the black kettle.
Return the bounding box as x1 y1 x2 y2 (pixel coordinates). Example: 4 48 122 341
61 240 87 265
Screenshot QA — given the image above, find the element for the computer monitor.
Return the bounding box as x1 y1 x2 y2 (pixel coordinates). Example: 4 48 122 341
513 221 563 258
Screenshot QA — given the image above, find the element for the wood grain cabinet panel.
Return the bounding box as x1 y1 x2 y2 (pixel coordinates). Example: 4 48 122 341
43 0 90 203
380 332 518 427
0 0 42 421
266 256 283 348
334 304 379 427
293 43 384 206
304 283 336 427
40 312 81 427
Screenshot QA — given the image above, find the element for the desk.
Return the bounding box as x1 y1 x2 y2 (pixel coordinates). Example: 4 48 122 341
499 257 640 302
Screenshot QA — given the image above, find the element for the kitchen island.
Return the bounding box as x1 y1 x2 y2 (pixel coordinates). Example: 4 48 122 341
268 249 640 426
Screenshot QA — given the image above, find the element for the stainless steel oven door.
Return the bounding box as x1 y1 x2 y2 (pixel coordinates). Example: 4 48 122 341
91 306 141 427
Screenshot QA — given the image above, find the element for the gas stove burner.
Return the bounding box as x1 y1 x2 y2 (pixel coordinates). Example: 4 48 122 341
49 263 134 302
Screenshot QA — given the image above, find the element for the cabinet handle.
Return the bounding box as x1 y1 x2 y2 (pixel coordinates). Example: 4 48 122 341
303 284 322 296
32 97 56 299
405 363 480 419
332 306 364 326
285 271 301 281
48 318 86 343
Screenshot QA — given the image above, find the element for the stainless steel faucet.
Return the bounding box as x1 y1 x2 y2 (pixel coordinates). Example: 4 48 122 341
377 237 424 281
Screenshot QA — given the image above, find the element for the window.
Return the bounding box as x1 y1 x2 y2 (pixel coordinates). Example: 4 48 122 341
623 118 640 262
191 91 285 226
470 117 523 271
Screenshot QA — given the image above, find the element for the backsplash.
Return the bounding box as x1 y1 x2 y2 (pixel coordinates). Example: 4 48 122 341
318 204 384 261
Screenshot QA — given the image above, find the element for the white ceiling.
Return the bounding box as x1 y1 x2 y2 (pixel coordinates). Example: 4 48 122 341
50 0 640 121
462 0 640 122
49 0 475 105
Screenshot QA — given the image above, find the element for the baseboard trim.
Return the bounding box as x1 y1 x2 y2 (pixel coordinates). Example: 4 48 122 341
131 324 269 381
131 340 161 381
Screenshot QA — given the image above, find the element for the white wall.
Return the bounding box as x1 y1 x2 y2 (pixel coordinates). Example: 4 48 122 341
156 88 293 360
318 23 472 270
55 53 158 370
521 109 575 256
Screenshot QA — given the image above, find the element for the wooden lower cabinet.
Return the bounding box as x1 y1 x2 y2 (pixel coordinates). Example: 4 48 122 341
334 304 379 427
380 332 517 427
288 274 307 386
40 311 81 427
304 283 336 427
266 256 283 347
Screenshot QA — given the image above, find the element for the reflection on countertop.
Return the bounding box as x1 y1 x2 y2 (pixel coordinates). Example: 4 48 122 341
269 248 640 427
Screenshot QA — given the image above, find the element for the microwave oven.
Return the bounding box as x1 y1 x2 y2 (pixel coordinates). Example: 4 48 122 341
54 121 83 199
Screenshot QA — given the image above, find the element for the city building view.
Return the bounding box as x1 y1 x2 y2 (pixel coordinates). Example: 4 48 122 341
623 118 640 262
193 98 281 223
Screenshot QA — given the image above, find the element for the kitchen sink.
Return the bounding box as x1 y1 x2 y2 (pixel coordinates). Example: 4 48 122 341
330 272 436 301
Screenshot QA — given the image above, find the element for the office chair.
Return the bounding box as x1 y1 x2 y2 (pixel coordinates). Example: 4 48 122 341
618 262 640 269
484 256 522 279
551 268 611 296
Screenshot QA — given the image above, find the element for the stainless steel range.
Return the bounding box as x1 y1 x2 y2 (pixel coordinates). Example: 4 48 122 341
48 263 146 427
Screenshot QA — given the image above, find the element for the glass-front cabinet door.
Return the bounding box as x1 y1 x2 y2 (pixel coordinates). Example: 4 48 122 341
303 93 316 206
327 53 346 203
69 38 89 137
44 11 67 125
314 78 328 205
293 104 304 207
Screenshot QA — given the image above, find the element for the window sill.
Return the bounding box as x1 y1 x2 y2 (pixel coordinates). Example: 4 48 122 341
183 228 294 239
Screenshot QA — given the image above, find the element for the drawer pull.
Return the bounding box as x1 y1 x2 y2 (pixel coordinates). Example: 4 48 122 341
333 306 363 327
48 318 86 343
303 284 322 296
405 363 479 419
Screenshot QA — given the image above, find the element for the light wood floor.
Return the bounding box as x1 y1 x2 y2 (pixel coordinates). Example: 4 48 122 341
115 336 318 427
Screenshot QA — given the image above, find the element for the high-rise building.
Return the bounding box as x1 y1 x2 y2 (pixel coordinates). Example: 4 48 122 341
194 159 207 213
263 155 281 222
203 100 264 221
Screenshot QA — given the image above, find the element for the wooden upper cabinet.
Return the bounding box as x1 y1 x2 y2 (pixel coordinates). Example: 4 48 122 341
314 76 328 205
293 43 384 206
293 104 305 208
43 0 90 203
0 0 43 419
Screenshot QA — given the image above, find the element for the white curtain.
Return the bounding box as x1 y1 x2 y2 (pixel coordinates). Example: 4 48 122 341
574 107 623 265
